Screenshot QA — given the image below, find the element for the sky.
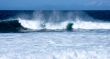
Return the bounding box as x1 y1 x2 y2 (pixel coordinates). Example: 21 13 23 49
0 0 110 10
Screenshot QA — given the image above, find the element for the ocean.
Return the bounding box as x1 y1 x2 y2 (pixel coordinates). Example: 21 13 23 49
0 10 110 59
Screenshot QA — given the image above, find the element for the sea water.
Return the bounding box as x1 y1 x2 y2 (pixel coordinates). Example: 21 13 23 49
0 10 110 59
0 31 109 59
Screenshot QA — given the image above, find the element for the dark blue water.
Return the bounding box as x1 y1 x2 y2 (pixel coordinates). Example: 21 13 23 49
0 10 110 21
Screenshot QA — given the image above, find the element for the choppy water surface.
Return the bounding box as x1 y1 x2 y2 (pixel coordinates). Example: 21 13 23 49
0 31 109 59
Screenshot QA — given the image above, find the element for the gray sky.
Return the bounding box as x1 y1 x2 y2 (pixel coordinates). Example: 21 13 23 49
0 0 110 10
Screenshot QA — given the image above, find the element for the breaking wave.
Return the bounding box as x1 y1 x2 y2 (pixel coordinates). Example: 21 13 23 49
0 11 110 32
18 17 110 30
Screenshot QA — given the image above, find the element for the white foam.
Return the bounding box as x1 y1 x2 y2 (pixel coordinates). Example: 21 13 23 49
19 17 110 30
18 18 43 30
0 49 109 59
45 21 73 30
18 18 73 30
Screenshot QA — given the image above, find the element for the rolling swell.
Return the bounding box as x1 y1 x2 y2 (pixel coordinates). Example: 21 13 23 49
0 20 25 32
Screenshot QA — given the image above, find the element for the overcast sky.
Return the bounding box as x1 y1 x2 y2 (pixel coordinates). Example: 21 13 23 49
0 0 110 10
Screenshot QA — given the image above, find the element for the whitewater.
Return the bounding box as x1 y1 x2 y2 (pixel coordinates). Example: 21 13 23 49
18 17 110 30
17 11 110 31
0 32 109 59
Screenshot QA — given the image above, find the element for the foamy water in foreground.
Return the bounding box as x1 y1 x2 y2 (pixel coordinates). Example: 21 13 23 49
0 31 109 59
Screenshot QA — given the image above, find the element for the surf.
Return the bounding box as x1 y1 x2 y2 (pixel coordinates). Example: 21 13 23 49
0 11 110 32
